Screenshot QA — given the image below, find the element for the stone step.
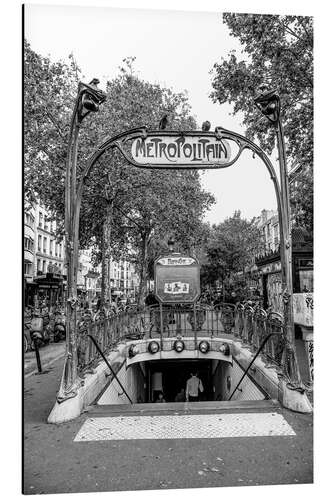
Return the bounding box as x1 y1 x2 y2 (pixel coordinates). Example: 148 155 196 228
87 399 280 416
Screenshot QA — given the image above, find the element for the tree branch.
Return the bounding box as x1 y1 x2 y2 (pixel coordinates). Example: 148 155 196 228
113 204 144 231
44 108 67 141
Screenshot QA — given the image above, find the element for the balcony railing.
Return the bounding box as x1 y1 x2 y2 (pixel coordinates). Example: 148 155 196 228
75 302 286 376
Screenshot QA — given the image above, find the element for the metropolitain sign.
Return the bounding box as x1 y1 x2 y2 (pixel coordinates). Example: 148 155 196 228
131 135 231 167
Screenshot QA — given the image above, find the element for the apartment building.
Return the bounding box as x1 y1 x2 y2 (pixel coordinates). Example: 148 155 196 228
24 202 66 307
35 205 64 276
254 209 313 312
78 249 100 301
24 202 139 305
24 208 36 282
255 209 280 255
109 258 139 298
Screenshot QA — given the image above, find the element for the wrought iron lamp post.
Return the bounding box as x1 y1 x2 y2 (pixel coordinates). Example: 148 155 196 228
58 80 106 402
254 89 303 389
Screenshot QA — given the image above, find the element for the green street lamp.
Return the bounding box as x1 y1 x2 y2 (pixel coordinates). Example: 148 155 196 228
254 88 303 390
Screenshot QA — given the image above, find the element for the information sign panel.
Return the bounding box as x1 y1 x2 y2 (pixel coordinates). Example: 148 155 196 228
154 254 200 304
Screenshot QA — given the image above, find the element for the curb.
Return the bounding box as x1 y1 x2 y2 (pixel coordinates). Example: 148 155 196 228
24 351 65 378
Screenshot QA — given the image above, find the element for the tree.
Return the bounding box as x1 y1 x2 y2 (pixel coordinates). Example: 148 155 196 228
124 172 214 304
78 58 215 304
201 211 263 291
24 40 79 219
210 14 313 233
24 47 215 304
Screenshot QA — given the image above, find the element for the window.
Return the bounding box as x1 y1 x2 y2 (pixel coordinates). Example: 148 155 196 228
50 240 53 256
43 237 47 253
55 243 58 257
299 270 314 293
24 262 32 275
44 220 49 231
59 244 62 258
39 212 43 227
38 235 42 252
37 259 41 272
42 260 46 273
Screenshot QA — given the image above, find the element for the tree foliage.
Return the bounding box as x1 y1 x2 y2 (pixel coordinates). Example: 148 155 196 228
201 211 263 288
24 47 215 302
210 14 313 233
24 40 79 223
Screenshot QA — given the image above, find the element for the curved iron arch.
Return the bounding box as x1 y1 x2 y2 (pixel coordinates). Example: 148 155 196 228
75 126 284 254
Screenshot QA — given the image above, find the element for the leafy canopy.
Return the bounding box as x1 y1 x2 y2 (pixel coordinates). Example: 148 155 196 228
24 46 215 276
210 14 313 232
201 211 263 288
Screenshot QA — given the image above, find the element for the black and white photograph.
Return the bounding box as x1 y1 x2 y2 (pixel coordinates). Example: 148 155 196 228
19 0 318 496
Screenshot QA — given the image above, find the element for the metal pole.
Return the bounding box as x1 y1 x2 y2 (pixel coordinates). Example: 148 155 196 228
228 333 273 401
159 302 164 350
275 118 303 387
88 335 132 404
57 81 106 403
254 88 303 389
33 338 42 373
193 302 198 350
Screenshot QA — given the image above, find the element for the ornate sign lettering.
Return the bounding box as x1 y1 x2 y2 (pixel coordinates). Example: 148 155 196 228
157 257 195 266
131 135 231 167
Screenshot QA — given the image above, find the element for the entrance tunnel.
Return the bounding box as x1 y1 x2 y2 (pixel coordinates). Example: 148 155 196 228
97 357 268 406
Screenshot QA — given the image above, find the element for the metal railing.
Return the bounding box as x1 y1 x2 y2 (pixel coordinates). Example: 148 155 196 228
74 302 286 375
233 303 285 367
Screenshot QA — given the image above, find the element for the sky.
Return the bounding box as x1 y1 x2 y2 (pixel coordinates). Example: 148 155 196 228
25 3 279 224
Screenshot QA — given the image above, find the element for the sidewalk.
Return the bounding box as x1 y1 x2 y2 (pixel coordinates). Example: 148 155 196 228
23 352 313 495
24 341 65 376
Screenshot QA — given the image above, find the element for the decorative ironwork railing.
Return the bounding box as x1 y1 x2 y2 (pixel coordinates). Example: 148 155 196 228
233 303 285 367
74 302 286 375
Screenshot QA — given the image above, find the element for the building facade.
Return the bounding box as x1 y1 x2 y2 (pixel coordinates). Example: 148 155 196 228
228 208 313 313
254 209 313 313
78 249 100 302
255 209 280 255
35 205 65 276
24 208 36 283
24 202 66 308
24 203 140 306
109 258 139 299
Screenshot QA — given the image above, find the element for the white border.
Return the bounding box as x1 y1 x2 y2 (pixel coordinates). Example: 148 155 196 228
2 1 331 500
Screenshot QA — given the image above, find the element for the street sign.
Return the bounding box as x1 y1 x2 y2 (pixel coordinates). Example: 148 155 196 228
154 253 200 304
131 134 231 167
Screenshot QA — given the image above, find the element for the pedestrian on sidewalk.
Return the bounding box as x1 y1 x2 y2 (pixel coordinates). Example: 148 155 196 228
185 372 203 402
